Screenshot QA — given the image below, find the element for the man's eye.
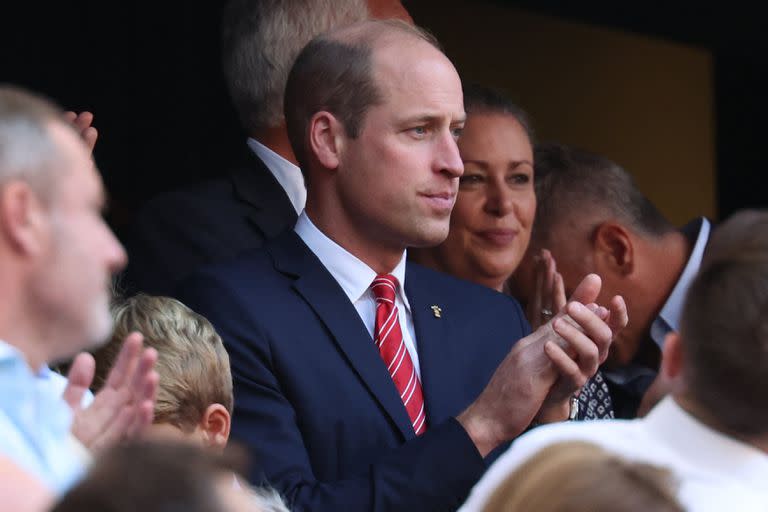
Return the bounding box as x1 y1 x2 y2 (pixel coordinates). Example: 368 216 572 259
451 127 464 139
410 126 427 137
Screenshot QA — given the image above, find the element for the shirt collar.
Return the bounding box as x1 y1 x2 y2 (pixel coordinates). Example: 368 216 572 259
0 339 73 432
294 212 410 311
646 397 768 483
650 217 711 347
246 137 306 215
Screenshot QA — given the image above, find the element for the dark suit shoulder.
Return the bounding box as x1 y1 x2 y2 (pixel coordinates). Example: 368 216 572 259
122 153 296 296
405 262 530 336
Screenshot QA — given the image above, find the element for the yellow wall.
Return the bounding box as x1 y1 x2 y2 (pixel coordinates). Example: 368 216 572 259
409 1 716 224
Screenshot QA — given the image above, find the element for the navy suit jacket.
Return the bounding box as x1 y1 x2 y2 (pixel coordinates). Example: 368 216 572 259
178 231 530 511
122 145 298 296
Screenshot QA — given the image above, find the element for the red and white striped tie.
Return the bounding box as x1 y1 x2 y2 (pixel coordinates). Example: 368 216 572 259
371 274 427 435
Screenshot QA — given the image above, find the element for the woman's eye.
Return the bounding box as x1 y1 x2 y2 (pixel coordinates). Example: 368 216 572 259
509 173 530 185
460 174 483 185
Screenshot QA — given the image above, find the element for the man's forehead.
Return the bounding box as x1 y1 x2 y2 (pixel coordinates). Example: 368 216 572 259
371 38 462 108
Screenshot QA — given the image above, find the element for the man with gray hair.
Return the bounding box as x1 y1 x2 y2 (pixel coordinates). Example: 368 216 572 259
0 85 158 494
125 0 412 296
510 142 711 418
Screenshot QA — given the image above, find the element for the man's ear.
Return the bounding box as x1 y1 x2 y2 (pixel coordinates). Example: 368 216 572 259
308 111 345 171
592 222 634 276
661 331 684 381
0 181 48 256
199 404 231 452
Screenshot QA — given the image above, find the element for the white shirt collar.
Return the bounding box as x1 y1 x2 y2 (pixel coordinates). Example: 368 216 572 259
294 212 411 312
646 397 768 485
246 138 306 215
651 217 711 347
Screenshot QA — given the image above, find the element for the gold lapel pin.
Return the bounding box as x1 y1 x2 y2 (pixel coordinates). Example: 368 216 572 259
430 305 442 318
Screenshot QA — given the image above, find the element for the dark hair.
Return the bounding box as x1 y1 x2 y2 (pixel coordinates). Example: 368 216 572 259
51 441 246 512
284 19 440 172
532 142 673 243
680 209 768 436
462 83 535 145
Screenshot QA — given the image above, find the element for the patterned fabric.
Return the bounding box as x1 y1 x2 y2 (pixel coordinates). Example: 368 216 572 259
577 370 614 420
371 274 427 435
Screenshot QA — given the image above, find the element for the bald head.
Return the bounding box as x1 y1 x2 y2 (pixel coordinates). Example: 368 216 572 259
284 20 441 172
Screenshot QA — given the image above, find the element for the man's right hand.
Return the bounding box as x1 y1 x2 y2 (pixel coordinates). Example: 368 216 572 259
457 274 623 457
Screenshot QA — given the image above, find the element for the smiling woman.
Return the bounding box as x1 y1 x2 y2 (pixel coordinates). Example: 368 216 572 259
411 84 614 421
411 83 535 291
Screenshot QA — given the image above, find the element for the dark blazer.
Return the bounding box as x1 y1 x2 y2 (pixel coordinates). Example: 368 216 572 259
121 146 298 296
177 231 530 511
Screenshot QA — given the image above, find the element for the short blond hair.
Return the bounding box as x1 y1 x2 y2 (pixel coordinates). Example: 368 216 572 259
482 441 683 512
94 294 233 431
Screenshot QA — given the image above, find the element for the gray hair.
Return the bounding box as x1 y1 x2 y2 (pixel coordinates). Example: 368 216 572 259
221 0 370 133
0 85 69 201
532 142 673 242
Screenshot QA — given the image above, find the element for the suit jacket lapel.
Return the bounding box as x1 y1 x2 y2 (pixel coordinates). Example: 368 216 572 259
230 148 298 238
405 266 461 426
268 232 416 440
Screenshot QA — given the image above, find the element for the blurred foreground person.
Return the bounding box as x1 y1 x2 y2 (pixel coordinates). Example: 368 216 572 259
51 440 284 512
0 85 157 494
481 441 683 512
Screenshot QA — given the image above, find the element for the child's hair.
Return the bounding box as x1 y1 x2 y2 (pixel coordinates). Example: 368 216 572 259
94 294 233 432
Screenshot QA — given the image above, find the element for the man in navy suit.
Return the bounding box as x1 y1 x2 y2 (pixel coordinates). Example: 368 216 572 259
123 0 413 296
179 20 627 511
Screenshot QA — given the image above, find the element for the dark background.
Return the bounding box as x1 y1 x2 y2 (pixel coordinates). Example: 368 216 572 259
2 1 765 235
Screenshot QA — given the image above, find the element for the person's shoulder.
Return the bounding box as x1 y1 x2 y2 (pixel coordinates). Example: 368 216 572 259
406 262 525 320
407 263 518 302
137 176 236 221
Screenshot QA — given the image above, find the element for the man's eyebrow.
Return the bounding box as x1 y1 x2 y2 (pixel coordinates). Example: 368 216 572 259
400 114 467 125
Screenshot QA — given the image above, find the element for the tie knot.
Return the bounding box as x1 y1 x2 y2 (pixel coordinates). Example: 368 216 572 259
371 274 398 303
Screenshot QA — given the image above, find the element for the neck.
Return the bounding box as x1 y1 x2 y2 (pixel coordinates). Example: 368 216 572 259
619 230 691 365
0 317 48 372
250 126 297 165
0 271 50 371
304 203 404 274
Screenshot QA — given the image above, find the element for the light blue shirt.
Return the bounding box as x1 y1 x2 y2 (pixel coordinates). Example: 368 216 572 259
294 212 421 377
0 340 88 494
649 217 711 347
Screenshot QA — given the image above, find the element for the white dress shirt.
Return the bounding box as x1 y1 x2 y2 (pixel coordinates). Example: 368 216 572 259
459 396 768 512
294 212 421 377
247 137 306 215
